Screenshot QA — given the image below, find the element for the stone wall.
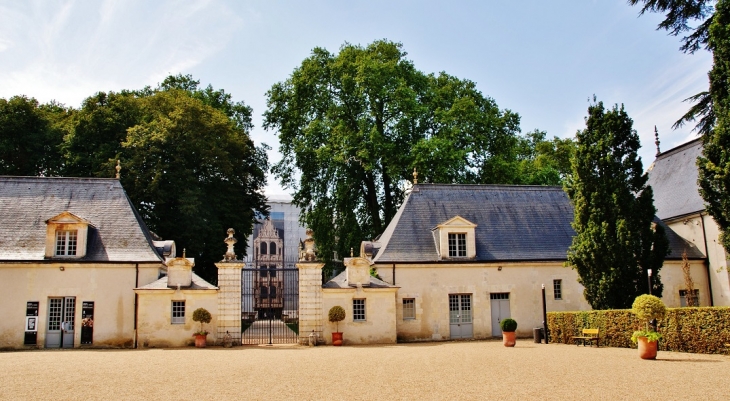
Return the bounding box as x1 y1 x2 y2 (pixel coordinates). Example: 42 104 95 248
297 262 324 344
216 262 243 344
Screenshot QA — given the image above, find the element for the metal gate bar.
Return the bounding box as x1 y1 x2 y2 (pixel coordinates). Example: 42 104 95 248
241 259 299 345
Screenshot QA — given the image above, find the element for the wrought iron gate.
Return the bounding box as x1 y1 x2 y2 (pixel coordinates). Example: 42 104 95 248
241 258 299 344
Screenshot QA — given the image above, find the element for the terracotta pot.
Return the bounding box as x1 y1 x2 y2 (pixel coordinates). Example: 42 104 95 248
637 336 658 359
332 332 343 346
502 331 516 347
194 334 207 348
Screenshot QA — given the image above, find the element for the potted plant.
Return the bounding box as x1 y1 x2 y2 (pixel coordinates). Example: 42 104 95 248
328 305 346 346
192 307 212 348
630 294 666 360
500 318 518 347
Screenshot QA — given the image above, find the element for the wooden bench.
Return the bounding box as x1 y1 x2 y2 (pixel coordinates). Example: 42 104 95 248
572 328 600 347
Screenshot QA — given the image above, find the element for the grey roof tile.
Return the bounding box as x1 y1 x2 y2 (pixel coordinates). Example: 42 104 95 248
646 138 705 220
323 271 397 289
136 273 217 290
372 184 702 263
0 176 162 262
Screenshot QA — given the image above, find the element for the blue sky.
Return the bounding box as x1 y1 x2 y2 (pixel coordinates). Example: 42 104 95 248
0 1 712 195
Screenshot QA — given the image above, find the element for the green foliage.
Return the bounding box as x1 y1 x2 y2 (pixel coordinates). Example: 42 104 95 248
698 1 730 253
565 100 669 310
629 1 717 136
548 307 730 354
499 318 517 332
328 305 346 323
265 40 570 266
328 305 346 333
2 76 269 284
0 96 66 175
631 294 667 323
192 307 212 335
192 308 212 324
632 330 662 343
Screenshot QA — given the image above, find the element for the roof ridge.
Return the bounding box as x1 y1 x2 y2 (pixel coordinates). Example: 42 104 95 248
656 137 702 159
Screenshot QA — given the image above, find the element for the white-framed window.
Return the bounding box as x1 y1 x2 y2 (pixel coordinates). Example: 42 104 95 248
171 301 185 324
403 298 415 320
679 289 699 307
353 299 366 322
553 279 562 300
55 230 78 256
448 233 467 257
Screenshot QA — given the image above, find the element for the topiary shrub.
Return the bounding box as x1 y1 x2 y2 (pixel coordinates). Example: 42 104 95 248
500 318 517 332
328 305 346 333
192 307 212 336
631 294 667 343
631 294 667 323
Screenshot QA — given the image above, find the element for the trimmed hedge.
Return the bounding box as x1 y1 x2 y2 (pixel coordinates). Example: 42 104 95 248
548 307 730 354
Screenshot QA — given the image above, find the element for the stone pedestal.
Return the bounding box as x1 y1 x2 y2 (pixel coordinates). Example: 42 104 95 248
297 262 324 345
216 261 244 345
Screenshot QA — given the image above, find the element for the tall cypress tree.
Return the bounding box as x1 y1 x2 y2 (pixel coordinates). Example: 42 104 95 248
698 0 730 252
565 101 669 310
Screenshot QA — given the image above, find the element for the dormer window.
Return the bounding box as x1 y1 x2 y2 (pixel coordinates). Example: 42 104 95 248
45 211 92 259
433 216 477 260
55 230 78 256
448 233 467 257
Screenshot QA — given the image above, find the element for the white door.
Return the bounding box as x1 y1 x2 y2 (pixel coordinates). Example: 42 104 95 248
449 294 473 339
490 293 511 336
45 297 75 348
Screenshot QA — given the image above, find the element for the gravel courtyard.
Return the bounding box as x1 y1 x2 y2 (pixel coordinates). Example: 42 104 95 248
1 340 727 400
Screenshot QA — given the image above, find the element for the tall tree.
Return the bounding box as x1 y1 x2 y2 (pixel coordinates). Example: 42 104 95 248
121 89 268 281
566 100 668 310
698 0 730 251
629 0 717 135
0 96 66 176
264 40 523 265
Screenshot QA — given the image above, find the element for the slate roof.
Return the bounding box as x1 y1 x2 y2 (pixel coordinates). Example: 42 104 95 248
646 138 705 220
0 176 162 262
323 271 397 289
372 184 702 263
136 273 217 290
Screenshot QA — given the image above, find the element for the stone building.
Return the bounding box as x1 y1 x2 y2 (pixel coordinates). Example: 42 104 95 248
0 177 168 349
646 137 730 306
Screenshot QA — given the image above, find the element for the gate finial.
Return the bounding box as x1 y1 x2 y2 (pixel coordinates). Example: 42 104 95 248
223 228 238 262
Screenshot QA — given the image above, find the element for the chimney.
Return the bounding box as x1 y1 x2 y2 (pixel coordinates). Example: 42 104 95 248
167 254 194 288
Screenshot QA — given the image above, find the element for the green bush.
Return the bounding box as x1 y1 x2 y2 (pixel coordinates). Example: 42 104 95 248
192 307 212 336
548 307 730 354
500 318 517 332
328 305 346 332
632 294 667 323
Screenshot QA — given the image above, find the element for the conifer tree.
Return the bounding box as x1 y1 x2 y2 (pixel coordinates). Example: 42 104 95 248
698 0 730 252
565 100 669 310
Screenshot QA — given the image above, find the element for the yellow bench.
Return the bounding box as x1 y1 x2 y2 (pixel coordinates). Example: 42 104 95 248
572 328 600 347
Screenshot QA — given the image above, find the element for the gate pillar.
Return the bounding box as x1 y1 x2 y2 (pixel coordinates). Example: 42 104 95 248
216 229 244 345
296 261 324 345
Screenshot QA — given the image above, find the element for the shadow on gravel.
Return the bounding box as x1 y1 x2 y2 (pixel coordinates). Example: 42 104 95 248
656 358 723 363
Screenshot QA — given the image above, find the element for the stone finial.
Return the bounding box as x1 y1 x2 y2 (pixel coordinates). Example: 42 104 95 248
654 126 661 156
299 228 317 262
115 160 121 179
182 248 186 258
413 167 418 185
223 228 238 261
350 247 354 257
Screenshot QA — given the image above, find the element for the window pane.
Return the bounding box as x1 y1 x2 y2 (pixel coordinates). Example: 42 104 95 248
403 298 415 320
55 230 78 256
553 279 562 300
353 299 366 321
171 301 185 324
448 233 467 257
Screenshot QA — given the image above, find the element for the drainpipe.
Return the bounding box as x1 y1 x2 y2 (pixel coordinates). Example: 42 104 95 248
699 214 714 306
392 263 396 285
134 263 139 348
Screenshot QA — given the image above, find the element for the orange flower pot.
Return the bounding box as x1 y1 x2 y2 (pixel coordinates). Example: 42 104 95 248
637 336 657 359
502 331 516 347
332 332 343 346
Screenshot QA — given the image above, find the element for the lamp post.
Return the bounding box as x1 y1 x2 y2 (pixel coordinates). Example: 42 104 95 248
541 283 548 344
647 269 653 295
